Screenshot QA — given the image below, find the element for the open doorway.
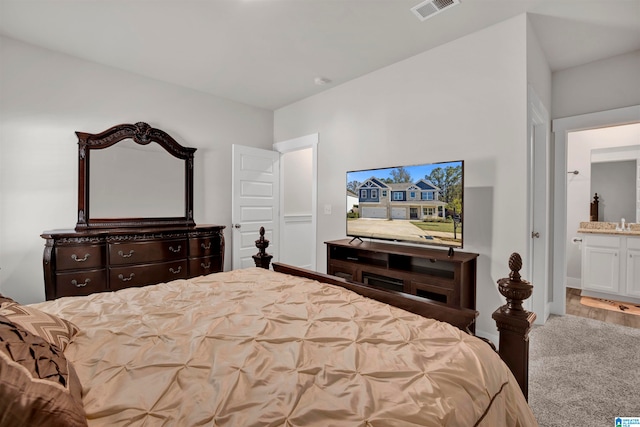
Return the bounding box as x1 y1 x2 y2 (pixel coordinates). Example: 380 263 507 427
274 134 318 271
231 134 318 271
551 105 640 319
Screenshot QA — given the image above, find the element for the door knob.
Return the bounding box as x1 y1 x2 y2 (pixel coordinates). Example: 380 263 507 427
234 224 241 229
531 231 540 238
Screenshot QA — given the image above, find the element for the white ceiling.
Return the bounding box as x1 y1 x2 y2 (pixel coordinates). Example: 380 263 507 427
1 0 639 110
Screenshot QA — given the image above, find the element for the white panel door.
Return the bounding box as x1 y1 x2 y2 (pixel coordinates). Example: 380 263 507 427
232 145 280 270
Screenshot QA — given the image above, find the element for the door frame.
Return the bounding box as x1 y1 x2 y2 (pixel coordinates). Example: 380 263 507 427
273 133 318 270
550 105 640 315
527 85 551 324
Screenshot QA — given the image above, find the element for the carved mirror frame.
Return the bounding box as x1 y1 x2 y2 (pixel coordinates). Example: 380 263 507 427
75 122 196 230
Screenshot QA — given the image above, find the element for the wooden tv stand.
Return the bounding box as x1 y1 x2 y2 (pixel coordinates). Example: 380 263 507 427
326 239 478 327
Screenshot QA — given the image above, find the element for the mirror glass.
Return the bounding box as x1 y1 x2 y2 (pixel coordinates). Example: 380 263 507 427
590 144 640 223
89 138 184 218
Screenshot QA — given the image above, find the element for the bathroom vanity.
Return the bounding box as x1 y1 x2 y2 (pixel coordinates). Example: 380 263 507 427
578 222 640 303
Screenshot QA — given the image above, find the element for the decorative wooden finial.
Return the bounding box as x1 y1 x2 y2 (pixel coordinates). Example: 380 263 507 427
253 227 273 269
508 252 522 281
496 252 533 316
255 227 269 252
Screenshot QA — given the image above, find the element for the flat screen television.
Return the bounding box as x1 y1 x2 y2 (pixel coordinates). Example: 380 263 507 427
346 160 463 249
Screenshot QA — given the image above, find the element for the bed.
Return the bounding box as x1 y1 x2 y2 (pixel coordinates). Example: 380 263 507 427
1 242 538 427
2 123 537 426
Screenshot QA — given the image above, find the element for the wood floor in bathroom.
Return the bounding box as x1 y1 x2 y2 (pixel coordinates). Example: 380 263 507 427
566 287 640 329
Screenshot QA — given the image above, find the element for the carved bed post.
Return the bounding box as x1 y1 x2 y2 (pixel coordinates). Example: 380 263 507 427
492 253 536 401
253 227 273 269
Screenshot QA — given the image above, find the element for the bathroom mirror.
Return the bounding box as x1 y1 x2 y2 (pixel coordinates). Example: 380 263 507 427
75 122 196 230
590 144 640 223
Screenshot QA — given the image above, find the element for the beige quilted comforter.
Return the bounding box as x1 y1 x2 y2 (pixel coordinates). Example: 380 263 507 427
33 268 538 426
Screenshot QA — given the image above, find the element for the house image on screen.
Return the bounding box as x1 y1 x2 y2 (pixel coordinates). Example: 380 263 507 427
347 189 359 214
356 178 447 220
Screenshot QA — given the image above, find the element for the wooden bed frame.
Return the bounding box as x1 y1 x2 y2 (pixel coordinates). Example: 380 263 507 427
254 229 536 400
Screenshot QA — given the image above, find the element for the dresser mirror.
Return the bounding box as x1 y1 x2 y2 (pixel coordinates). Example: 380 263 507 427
76 122 196 230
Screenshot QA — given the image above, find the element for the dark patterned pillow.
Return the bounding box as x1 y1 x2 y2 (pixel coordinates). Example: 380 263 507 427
0 315 87 427
0 303 79 351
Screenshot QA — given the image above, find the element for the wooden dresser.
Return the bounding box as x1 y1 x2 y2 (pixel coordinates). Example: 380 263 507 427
41 122 228 300
42 225 225 300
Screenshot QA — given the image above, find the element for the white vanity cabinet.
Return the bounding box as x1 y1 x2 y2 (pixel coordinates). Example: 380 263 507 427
582 235 620 293
626 237 640 297
581 233 640 303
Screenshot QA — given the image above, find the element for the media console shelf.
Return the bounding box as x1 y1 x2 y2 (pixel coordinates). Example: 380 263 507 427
326 239 478 328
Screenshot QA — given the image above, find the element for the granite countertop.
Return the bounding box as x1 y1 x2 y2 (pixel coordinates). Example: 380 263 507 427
577 221 640 236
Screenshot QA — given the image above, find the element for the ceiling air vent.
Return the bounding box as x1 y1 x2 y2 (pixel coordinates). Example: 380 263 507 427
411 0 460 21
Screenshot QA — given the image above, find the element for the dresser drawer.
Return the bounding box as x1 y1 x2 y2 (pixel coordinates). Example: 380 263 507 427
109 260 188 291
55 269 107 298
109 239 187 265
56 245 105 271
189 235 221 258
189 255 223 277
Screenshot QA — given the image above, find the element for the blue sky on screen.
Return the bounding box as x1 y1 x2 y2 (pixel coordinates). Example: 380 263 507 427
346 161 462 184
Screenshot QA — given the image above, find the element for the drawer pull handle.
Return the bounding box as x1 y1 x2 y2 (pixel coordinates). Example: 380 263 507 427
118 273 135 282
169 245 182 253
201 262 211 269
170 266 182 274
118 250 135 258
201 242 211 250
71 278 90 287
71 253 90 262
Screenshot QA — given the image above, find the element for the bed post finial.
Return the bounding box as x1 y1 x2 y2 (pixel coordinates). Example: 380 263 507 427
497 252 532 315
492 252 536 401
253 227 273 269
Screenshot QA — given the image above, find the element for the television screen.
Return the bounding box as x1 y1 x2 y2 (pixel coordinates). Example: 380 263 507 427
346 160 463 248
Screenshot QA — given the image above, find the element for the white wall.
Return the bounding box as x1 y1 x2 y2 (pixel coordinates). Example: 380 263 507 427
274 15 529 337
552 50 640 119
282 149 312 214
565 123 640 286
0 36 274 304
527 16 552 112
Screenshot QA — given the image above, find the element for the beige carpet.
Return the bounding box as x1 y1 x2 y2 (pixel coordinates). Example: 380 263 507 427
529 315 640 427
580 295 640 316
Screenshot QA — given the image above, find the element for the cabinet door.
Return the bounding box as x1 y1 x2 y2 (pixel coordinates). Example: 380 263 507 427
582 246 620 293
626 248 640 297
328 261 358 282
